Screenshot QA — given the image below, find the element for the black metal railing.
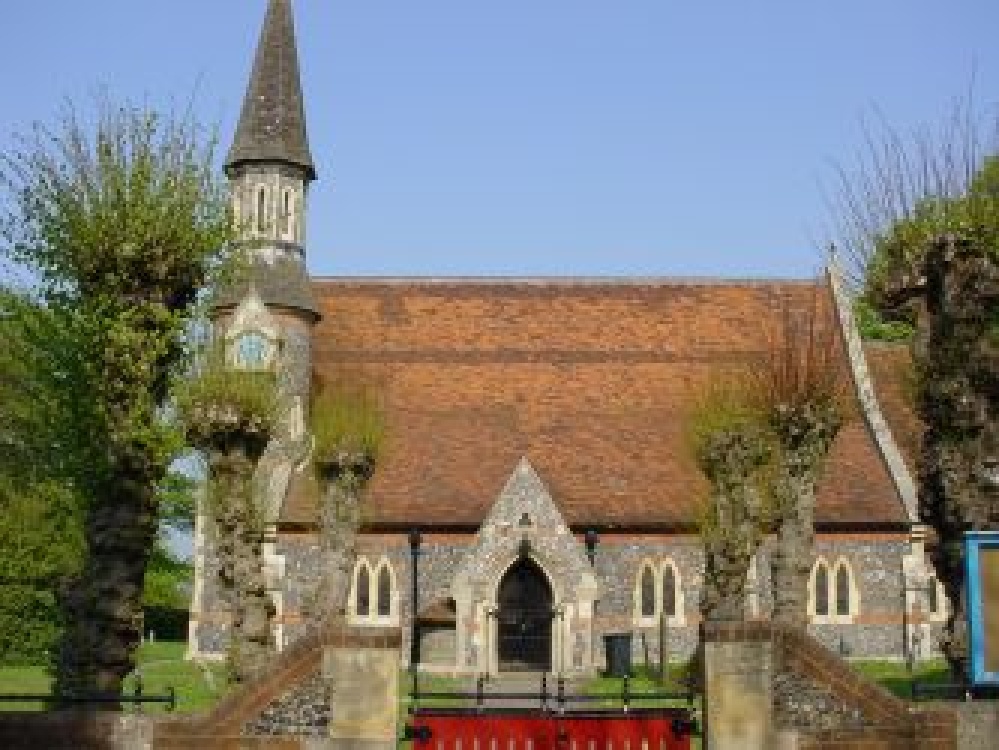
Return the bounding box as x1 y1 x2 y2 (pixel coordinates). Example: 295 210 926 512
0 685 176 712
411 672 698 716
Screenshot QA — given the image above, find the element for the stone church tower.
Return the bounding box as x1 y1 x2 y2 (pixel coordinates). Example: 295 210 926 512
189 0 320 656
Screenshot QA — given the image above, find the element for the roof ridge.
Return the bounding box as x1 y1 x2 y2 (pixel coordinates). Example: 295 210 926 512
309 275 824 285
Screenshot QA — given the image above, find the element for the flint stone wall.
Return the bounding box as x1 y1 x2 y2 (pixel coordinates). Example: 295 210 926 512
195 527 911 665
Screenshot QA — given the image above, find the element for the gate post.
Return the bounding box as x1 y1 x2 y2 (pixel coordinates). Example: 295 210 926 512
702 622 786 750
324 624 402 750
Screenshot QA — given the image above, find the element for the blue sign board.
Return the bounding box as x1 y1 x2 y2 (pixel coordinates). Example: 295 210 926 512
965 531 999 686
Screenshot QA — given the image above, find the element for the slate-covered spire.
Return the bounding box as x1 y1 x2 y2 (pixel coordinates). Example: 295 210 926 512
226 0 316 181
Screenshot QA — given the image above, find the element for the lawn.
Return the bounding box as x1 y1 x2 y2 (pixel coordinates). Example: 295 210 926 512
849 658 951 698
0 641 229 714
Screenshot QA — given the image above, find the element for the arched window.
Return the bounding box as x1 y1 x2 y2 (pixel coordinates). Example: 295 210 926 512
355 563 370 617
640 565 656 618
927 576 939 615
662 564 676 618
256 187 267 233
634 558 685 626
835 564 851 616
814 561 830 617
377 563 392 617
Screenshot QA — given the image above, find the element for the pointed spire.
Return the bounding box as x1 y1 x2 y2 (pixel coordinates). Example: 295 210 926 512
227 0 316 180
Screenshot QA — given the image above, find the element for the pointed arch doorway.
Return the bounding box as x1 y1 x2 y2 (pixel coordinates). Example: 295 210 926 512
496 558 553 672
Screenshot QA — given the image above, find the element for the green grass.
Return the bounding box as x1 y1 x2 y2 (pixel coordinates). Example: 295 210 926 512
849 658 951 698
0 641 229 714
583 664 697 708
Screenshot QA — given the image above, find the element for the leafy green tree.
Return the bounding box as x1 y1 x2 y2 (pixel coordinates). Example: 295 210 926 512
0 100 235 698
828 101 999 675
0 289 198 661
0 478 85 666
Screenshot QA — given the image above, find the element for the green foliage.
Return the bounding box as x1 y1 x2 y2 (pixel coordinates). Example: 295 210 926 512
685 377 774 528
0 479 85 666
1 101 234 302
865 191 999 306
0 291 102 488
157 470 198 534
685 377 764 460
0 473 193 665
143 542 192 611
175 345 281 451
0 98 238 490
312 382 385 465
0 96 237 692
853 297 915 341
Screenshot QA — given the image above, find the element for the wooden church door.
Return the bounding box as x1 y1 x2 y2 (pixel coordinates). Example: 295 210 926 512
497 558 553 672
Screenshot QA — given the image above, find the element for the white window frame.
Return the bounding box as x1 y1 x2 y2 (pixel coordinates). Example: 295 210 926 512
809 556 860 624
632 557 685 627
348 556 399 626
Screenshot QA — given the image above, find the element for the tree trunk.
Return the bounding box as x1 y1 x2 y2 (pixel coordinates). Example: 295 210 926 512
698 429 768 624
770 469 816 628
53 445 160 704
312 468 364 620
701 486 765 622
208 445 275 683
876 236 999 678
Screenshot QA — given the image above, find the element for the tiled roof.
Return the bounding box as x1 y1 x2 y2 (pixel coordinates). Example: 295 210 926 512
863 342 922 474
212 257 320 320
283 279 910 528
226 0 315 180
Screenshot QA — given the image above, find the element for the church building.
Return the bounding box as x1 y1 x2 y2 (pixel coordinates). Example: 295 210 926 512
189 0 943 675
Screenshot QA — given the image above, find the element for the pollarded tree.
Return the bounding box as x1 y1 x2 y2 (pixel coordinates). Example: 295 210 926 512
0 101 235 698
760 291 846 628
689 380 773 622
829 101 999 675
309 381 385 621
176 347 281 682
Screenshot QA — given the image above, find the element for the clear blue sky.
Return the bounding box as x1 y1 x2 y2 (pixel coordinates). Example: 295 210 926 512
2 1 997 279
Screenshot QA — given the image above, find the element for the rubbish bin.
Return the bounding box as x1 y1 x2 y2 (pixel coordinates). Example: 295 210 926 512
603 632 633 677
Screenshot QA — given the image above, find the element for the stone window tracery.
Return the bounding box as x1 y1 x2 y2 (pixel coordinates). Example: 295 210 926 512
810 556 859 624
256 186 267 234
633 558 685 627
349 556 398 626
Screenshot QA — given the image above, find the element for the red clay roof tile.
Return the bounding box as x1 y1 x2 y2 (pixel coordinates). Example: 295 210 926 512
282 280 909 528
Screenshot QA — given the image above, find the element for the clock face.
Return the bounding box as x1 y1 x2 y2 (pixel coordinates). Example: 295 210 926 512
236 332 269 367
